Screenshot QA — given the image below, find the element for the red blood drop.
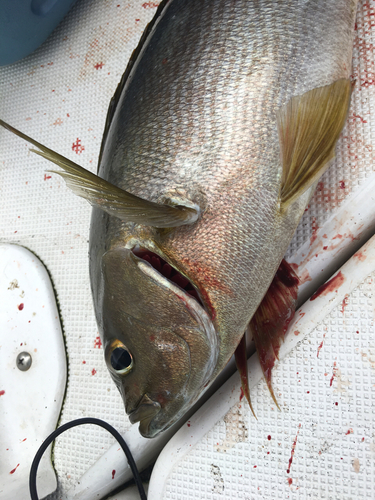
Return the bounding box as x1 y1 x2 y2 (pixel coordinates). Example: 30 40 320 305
18 303 24 311
267 435 271 440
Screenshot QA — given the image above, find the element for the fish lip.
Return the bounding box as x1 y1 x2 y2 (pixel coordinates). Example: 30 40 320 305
128 394 161 427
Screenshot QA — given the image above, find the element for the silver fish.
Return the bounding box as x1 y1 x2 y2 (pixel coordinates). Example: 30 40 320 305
0 0 357 437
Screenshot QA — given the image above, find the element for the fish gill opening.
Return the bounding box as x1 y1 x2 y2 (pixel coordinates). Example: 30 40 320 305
132 247 203 308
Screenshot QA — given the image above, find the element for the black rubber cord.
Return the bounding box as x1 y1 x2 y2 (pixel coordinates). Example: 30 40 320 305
29 417 147 500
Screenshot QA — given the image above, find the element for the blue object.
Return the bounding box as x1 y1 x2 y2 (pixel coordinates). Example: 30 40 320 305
0 0 78 66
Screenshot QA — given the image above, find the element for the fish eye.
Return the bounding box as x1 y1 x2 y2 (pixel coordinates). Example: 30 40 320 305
106 340 133 375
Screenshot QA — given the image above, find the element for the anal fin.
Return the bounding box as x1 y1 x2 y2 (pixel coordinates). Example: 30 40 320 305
250 259 299 408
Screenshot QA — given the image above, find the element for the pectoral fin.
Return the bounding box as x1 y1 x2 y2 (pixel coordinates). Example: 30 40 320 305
250 260 299 408
278 79 351 210
0 119 199 228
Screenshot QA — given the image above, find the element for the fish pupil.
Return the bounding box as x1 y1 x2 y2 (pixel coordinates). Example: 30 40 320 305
111 347 132 371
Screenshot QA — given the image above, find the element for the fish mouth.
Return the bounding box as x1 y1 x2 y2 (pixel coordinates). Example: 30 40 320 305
132 246 204 308
128 394 161 436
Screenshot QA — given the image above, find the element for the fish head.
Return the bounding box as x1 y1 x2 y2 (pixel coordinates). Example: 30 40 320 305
100 245 217 438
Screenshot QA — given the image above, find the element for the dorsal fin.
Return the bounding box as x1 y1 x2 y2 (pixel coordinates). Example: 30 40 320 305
250 259 299 408
278 79 351 210
98 0 171 168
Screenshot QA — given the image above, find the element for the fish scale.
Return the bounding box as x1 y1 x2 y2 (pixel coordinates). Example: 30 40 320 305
0 0 357 437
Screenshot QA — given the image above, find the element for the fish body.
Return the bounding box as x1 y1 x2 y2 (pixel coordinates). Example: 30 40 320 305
0 0 357 437
88 0 357 437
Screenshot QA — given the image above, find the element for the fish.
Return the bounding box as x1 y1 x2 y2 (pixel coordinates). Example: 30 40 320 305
0 0 357 437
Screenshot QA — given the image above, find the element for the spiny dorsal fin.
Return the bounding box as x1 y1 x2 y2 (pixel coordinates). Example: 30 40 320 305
234 334 257 419
250 260 299 408
0 119 198 228
278 79 351 210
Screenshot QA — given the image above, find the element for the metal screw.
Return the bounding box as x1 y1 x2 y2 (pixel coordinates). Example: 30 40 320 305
16 352 32 371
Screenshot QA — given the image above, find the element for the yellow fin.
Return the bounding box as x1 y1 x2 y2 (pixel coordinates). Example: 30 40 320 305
278 79 351 210
0 119 199 228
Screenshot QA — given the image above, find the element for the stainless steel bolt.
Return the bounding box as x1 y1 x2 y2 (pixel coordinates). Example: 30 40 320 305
16 351 32 371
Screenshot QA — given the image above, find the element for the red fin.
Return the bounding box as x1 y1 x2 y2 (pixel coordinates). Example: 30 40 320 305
250 259 299 408
234 334 257 418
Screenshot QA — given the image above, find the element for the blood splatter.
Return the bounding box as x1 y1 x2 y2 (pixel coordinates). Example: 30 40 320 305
94 62 104 70
267 435 271 440
44 174 52 180
310 272 345 301
82 360 86 364
330 362 337 387
142 1 159 7
354 251 366 262
352 113 367 123
341 295 349 314
10 464 20 474
187 421 191 427
339 181 346 189
287 478 293 485
346 428 353 435
91 368 97 376
72 138 85 154
22 438 27 442
18 303 24 311
287 423 301 474
317 332 326 357
310 217 318 245
0 390 5 396
112 469 116 479
94 336 102 348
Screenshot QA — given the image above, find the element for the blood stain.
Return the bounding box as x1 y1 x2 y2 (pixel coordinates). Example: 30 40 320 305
330 362 337 387
354 250 366 262
18 303 24 311
94 336 102 348
112 469 116 479
310 216 318 245
82 360 86 364
267 435 271 440
94 62 104 70
0 390 5 396
317 333 326 357
44 174 52 180
287 478 293 486
339 181 346 189
346 428 353 435
286 423 301 474
10 464 20 474
310 272 345 301
72 138 85 154
341 294 349 314
142 1 159 7
91 368 97 376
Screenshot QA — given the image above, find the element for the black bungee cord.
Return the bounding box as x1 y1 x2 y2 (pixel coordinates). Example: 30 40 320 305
29 417 147 500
